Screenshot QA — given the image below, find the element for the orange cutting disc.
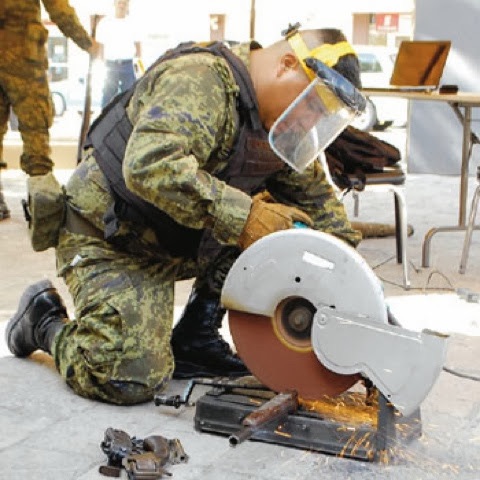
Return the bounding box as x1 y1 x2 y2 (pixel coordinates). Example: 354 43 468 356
229 298 360 400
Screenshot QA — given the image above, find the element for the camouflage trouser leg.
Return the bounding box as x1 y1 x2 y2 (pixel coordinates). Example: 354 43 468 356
0 80 9 162
0 75 11 219
193 245 241 296
0 68 54 176
54 230 179 405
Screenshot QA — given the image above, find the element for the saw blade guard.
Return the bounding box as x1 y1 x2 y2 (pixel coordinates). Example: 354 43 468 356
222 229 387 322
311 310 448 416
222 229 386 398
222 229 448 414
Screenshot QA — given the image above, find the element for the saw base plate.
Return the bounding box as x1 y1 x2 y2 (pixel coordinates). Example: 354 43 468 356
194 389 422 462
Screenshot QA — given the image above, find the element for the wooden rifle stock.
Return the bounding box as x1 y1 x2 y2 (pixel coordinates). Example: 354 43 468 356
77 14 101 164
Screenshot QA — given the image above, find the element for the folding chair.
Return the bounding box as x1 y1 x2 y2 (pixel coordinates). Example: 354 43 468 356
343 163 410 289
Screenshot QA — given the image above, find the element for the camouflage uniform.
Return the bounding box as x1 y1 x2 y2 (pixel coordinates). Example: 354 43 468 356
0 0 92 176
53 44 361 405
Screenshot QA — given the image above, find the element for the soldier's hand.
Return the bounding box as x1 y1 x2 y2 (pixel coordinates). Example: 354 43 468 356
88 39 102 59
238 199 313 250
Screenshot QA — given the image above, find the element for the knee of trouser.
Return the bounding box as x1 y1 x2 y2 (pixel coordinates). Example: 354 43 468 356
96 379 158 405
59 351 173 406
64 368 166 405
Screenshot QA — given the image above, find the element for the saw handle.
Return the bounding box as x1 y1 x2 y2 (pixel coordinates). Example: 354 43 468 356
293 221 309 229
228 391 298 447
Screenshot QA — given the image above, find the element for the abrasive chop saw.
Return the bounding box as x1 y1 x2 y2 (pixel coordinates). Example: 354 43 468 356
188 230 448 461
157 28 449 461
222 228 447 418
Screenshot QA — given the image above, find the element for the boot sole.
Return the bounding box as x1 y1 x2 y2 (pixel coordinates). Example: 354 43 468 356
5 279 54 357
172 359 250 380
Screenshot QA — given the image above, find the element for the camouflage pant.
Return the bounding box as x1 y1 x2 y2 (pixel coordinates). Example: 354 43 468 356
54 229 177 404
53 227 237 405
0 67 54 175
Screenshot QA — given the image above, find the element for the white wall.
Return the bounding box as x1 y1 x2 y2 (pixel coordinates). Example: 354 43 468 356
60 0 416 94
68 0 413 51
408 0 480 174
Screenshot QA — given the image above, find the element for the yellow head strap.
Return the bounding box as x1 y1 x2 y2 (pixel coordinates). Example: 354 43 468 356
287 31 356 80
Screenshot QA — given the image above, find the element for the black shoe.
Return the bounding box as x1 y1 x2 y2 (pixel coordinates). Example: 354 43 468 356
6 280 68 357
0 193 9 220
0 205 10 220
171 288 250 379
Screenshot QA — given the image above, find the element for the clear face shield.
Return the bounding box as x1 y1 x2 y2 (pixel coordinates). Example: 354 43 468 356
269 57 366 173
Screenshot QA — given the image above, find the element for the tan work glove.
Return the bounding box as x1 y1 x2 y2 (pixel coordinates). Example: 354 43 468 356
251 190 276 203
238 198 314 250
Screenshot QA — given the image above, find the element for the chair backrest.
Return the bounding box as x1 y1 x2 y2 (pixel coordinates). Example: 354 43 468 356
325 126 401 190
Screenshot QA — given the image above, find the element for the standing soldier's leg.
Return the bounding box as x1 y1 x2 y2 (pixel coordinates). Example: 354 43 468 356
0 163 10 220
0 82 10 219
9 69 54 176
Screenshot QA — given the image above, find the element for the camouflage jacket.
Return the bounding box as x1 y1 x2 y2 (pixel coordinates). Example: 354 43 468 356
67 43 361 257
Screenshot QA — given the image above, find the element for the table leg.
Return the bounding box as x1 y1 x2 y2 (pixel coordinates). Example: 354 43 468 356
422 105 480 267
459 106 472 226
459 183 480 273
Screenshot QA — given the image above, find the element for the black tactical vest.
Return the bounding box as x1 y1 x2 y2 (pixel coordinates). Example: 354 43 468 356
84 42 285 258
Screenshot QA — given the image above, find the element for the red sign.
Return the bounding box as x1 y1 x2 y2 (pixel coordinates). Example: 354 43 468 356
376 13 399 32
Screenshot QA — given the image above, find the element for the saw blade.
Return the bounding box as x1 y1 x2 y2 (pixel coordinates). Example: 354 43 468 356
229 302 361 400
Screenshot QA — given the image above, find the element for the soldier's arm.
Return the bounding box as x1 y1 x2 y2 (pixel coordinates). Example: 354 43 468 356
265 159 362 247
41 0 92 52
124 57 252 247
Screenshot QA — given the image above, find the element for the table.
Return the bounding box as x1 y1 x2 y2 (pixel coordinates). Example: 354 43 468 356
362 89 480 267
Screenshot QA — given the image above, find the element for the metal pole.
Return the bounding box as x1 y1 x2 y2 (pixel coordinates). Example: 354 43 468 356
459 105 472 226
250 0 256 39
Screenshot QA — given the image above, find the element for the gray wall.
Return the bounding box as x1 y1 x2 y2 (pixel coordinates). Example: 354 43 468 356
408 0 480 174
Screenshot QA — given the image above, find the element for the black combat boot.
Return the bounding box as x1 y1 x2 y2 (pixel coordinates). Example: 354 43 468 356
6 280 68 357
0 162 10 220
171 288 250 379
0 190 9 220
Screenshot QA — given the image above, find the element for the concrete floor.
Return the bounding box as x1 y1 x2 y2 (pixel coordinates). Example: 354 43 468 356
1 138 480 479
